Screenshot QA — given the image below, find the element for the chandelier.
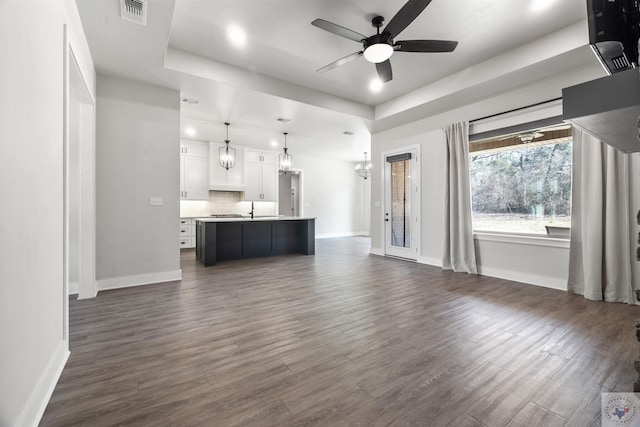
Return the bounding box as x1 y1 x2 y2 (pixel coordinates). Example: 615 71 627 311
279 132 293 174
356 152 372 179
219 122 236 170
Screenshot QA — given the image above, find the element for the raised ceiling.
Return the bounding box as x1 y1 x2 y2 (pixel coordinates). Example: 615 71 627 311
168 0 586 106
76 0 592 161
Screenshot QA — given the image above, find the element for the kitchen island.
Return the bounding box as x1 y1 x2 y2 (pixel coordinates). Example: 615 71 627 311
195 217 315 266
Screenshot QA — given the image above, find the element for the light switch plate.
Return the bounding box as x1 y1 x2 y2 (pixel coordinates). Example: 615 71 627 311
150 197 163 206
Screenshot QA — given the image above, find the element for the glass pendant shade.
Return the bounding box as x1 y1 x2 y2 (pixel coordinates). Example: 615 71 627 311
219 123 236 170
363 43 393 63
279 132 293 173
356 151 372 179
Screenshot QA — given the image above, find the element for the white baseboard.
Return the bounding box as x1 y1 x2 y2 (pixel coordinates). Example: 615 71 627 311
369 247 384 256
68 281 78 295
97 269 182 292
316 231 368 239
477 265 567 291
417 256 442 267
15 340 69 427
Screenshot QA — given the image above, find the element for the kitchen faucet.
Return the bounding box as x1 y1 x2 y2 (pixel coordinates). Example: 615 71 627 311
248 201 254 219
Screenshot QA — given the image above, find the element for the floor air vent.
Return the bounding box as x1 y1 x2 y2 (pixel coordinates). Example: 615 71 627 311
120 0 147 26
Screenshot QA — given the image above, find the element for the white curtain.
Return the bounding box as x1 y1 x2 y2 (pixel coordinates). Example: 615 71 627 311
442 121 477 274
568 129 640 303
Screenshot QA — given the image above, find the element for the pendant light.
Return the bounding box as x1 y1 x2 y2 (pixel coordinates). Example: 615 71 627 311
279 132 293 174
219 122 236 170
356 152 372 179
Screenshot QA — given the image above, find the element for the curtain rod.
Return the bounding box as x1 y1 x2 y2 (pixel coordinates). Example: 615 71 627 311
469 98 562 124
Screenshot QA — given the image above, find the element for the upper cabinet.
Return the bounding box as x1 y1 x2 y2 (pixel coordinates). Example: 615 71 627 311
180 140 209 201
209 143 245 191
244 150 278 201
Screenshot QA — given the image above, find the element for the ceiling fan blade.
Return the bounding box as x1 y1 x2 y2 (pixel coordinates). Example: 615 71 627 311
394 40 458 53
317 51 363 73
383 0 433 38
376 60 393 82
311 19 367 43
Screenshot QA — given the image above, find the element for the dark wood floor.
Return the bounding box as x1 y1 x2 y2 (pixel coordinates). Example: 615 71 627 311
41 237 640 426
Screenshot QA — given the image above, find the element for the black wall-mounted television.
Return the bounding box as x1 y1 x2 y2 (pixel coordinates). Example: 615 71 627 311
587 0 640 74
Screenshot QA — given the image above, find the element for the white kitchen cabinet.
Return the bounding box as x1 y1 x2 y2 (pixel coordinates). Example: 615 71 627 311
209 143 244 191
244 150 278 201
180 140 209 200
179 218 195 249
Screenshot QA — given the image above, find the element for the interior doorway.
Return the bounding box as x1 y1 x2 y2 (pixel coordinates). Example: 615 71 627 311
278 171 302 216
383 147 420 260
64 26 96 340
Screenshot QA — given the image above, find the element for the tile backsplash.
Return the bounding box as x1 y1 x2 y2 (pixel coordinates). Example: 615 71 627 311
180 191 277 218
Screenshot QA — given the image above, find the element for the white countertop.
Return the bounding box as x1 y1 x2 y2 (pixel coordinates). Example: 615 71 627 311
195 216 316 223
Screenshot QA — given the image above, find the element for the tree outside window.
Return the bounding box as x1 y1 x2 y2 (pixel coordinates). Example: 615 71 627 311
469 128 572 235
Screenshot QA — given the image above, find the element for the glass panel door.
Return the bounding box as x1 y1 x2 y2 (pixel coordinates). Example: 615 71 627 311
391 160 411 248
384 149 419 260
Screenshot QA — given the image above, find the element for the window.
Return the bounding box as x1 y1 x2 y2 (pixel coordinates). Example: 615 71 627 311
469 125 572 235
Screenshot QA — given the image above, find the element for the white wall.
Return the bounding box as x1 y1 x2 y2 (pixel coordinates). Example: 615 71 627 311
0 2 95 426
371 65 605 290
293 155 369 238
96 76 181 290
68 85 81 293
354 172 371 236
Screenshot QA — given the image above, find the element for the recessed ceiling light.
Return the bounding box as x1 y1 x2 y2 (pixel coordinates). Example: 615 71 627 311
227 24 247 48
277 118 291 122
181 97 200 105
343 131 354 136
369 78 383 92
531 0 554 12
270 140 278 147
185 127 196 137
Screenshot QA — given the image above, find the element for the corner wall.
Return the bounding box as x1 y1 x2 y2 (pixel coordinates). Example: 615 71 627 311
96 76 181 290
0 2 95 426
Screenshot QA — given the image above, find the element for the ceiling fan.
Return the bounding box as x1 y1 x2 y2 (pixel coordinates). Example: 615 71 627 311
311 0 458 83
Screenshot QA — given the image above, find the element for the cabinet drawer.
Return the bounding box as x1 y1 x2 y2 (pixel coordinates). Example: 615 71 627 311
180 218 194 226
180 225 194 236
179 237 194 249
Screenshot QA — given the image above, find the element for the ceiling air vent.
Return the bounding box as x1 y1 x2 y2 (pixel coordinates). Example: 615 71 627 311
120 0 147 26
181 97 200 105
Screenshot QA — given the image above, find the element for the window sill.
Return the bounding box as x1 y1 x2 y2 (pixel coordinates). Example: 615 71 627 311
473 230 570 248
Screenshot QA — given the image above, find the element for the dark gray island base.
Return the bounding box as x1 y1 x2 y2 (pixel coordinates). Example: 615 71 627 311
195 217 315 266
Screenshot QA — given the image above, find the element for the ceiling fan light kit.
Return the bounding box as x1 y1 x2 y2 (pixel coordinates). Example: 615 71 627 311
311 0 458 83
363 42 393 63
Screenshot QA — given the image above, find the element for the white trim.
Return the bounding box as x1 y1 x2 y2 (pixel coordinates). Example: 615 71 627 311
97 270 182 291
316 231 367 239
474 231 570 248
370 247 384 256
381 144 421 259
15 341 69 427
69 281 79 295
417 256 442 267
476 265 567 291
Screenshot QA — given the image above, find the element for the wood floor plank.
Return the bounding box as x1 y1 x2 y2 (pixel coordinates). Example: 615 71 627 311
505 402 566 427
40 237 640 426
